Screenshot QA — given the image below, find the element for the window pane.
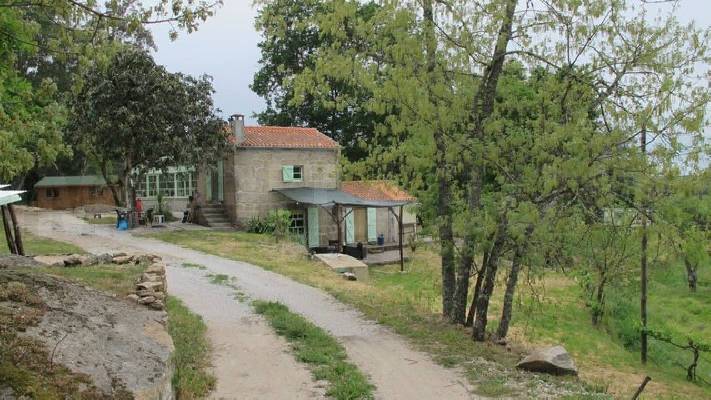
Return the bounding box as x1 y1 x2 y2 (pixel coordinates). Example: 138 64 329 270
176 172 189 197
189 172 197 196
292 166 302 180
135 177 147 197
147 175 158 197
160 173 176 197
289 212 305 235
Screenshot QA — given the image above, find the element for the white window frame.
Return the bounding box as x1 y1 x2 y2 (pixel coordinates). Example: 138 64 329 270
137 168 196 199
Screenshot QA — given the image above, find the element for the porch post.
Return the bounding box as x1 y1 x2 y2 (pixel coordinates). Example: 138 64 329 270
335 204 343 253
1 206 18 254
398 205 404 272
8 204 24 256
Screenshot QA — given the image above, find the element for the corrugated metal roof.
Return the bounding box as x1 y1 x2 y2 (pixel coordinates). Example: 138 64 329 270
35 175 107 188
273 187 411 207
0 190 25 206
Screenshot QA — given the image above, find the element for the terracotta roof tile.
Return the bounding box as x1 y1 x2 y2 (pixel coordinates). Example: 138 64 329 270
341 181 416 202
228 126 339 149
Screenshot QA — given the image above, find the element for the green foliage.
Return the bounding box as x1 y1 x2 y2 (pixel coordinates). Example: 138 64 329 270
70 47 227 202
268 209 292 242
246 216 275 234
253 301 374 400
251 0 383 162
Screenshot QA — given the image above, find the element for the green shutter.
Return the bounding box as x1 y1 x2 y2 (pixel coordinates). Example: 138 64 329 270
282 165 294 182
367 207 377 242
308 207 319 247
345 207 354 244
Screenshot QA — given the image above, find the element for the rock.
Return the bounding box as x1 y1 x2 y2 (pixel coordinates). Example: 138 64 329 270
342 272 357 281
127 294 140 302
138 296 156 305
32 255 67 267
149 255 162 263
63 254 85 266
96 253 113 264
141 273 162 283
149 300 165 310
153 292 166 301
136 281 164 292
135 289 156 297
516 345 577 376
145 263 165 274
112 255 132 265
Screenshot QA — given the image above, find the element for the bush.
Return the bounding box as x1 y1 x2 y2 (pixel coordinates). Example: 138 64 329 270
246 216 274 234
268 209 292 242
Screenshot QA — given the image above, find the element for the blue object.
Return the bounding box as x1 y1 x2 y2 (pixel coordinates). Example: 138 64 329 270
377 233 385 245
117 219 128 230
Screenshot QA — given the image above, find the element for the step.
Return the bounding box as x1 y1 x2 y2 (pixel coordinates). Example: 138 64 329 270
205 218 230 224
203 211 228 217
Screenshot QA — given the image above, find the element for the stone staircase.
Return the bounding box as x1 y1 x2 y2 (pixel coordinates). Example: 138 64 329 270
201 203 233 229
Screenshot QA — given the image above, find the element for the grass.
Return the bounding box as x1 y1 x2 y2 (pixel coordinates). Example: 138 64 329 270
1 228 84 256
37 263 146 296
146 229 711 399
253 300 374 400
166 296 216 399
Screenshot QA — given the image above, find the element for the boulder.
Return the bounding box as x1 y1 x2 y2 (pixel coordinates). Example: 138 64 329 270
138 296 156 305
126 294 140 302
149 300 165 310
145 263 165 274
112 255 133 265
342 272 357 281
516 346 577 376
136 281 164 292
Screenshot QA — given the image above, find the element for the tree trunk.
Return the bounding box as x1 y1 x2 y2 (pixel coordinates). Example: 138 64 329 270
423 0 456 318
100 159 122 206
466 249 489 327
473 215 508 341
684 257 697 292
495 225 533 340
452 232 474 324
592 273 607 326
640 126 648 364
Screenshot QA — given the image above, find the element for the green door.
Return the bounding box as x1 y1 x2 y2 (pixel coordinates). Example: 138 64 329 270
345 207 354 244
308 207 319 247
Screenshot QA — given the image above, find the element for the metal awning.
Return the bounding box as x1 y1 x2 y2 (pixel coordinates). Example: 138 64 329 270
0 190 24 207
273 187 412 208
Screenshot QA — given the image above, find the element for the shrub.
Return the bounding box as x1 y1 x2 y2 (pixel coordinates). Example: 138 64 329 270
268 209 292 242
246 216 274 234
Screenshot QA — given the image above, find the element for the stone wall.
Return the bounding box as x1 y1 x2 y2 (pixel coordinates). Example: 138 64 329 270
229 147 340 226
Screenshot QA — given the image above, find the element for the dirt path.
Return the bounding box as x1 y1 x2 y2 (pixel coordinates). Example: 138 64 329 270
20 209 476 400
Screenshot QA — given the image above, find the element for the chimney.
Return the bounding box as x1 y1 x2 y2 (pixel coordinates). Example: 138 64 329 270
228 114 245 144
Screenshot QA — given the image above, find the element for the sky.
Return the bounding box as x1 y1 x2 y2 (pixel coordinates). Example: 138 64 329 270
149 0 711 126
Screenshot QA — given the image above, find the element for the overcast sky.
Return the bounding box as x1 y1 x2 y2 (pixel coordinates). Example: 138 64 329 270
149 0 710 126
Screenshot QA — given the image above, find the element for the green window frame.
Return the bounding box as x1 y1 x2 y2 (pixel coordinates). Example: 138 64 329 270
282 165 303 182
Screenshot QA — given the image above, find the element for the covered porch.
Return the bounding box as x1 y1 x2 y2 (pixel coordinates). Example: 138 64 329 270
273 187 414 271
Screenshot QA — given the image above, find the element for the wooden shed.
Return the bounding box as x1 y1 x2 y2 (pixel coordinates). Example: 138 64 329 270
34 176 115 210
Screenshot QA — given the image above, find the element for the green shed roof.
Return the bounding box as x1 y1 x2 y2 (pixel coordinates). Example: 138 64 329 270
35 175 107 188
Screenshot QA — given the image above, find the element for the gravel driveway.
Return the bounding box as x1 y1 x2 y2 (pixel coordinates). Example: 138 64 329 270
20 209 476 400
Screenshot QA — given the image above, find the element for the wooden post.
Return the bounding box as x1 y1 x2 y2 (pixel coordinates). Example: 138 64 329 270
7 204 24 256
631 376 651 400
1 206 18 254
398 206 404 272
335 204 343 253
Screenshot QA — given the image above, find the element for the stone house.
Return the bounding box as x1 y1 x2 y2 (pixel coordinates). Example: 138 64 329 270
189 114 417 248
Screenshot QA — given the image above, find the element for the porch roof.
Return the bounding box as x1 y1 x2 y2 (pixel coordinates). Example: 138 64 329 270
0 189 25 206
273 187 412 208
